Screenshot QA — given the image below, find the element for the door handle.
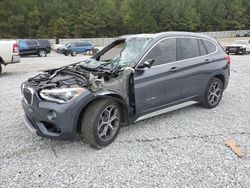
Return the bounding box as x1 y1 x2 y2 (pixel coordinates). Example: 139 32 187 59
204 59 211 63
169 67 180 72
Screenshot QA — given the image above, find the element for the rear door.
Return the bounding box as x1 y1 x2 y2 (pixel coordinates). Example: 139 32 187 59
134 38 182 115
26 40 39 54
177 37 217 100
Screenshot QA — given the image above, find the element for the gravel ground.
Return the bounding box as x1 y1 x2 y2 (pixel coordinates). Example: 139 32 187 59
0 52 250 187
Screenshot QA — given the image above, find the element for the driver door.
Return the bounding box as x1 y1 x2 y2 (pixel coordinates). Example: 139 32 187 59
134 38 182 115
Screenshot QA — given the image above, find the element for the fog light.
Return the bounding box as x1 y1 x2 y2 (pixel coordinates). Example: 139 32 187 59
47 111 57 121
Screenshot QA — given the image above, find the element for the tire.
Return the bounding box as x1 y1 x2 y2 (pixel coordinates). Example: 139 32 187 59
0 64 2 74
86 50 91 55
71 51 77 57
201 77 224 109
38 50 47 57
242 48 246 55
82 99 122 148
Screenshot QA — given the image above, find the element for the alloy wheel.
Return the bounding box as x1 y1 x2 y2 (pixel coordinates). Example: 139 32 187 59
208 82 222 105
39 50 47 57
97 104 120 142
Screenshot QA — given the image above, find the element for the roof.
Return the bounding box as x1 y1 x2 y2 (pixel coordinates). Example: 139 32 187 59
119 31 213 40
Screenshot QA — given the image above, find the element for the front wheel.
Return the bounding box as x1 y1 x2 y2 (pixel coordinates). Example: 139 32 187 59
38 50 47 57
201 77 224 109
82 99 121 148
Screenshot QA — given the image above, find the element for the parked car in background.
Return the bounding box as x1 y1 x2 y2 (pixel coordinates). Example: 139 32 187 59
0 40 20 74
18 39 51 57
21 32 230 148
56 42 73 54
236 31 250 37
244 31 250 37
226 40 250 55
58 41 94 56
52 43 64 51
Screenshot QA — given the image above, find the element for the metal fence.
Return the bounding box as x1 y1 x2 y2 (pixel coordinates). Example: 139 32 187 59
47 30 249 47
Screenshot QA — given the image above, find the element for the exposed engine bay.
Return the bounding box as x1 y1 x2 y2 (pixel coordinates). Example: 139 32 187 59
27 60 134 103
24 37 152 105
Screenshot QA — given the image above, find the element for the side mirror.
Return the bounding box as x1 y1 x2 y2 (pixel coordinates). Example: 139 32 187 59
138 59 155 69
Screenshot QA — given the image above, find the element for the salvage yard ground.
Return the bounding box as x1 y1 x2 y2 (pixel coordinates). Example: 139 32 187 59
0 52 250 187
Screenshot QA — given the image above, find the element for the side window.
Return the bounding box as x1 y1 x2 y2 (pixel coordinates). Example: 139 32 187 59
76 42 83 47
178 38 199 60
27 40 38 46
198 39 207 56
83 42 91 46
202 40 216 54
70 43 76 47
143 38 176 66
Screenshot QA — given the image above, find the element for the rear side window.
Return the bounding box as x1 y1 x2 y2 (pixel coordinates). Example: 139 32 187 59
77 42 91 46
143 38 176 66
178 38 199 60
202 40 216 54
198 39 207 56
27 40 38 46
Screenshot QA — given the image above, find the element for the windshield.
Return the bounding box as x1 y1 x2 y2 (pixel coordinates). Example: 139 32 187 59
81 37 153 71
65 42 72 47
233 40 246 45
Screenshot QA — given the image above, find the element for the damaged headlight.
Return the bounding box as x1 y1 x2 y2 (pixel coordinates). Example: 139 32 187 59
40 88 86 103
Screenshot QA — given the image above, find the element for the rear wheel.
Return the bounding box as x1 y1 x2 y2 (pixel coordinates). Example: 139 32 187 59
38 50 47 57
201 77 224 109
242 48 247 55
82 99 121 148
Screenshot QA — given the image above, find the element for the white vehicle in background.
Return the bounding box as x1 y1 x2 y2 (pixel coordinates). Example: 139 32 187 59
226 40 250 55
0 40 20 74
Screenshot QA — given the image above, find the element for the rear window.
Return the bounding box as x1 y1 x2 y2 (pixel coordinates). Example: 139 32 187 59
202 40 216 54
178 38 200 60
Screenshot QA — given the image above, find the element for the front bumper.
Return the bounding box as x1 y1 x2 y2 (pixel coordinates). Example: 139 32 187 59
21 86 94 140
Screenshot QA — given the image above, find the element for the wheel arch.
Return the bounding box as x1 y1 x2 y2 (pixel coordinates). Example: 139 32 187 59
0 56 4 64
213 74 225 88
75 91 131 133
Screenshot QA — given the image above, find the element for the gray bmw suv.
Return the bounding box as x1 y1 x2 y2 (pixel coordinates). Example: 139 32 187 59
21 32 230 148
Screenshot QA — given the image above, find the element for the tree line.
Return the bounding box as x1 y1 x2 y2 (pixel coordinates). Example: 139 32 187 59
0 0 249 39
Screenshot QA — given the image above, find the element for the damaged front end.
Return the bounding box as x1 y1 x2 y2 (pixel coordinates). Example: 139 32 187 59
22 36 152 121
24 61 135 106
21 36 153 140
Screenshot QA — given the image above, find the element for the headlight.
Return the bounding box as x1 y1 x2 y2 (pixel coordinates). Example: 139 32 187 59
40 88 86 103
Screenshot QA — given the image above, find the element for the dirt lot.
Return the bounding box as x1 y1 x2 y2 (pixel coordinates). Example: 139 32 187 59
0 52 250 187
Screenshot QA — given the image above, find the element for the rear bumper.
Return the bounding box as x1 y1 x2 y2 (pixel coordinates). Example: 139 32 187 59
12 55 21 63
2 55 20 65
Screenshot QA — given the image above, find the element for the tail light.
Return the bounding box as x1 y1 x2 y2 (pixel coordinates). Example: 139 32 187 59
13 43 19 53
225 54 231 64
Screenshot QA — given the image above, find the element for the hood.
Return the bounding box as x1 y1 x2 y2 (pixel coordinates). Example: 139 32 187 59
25 60 117 92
